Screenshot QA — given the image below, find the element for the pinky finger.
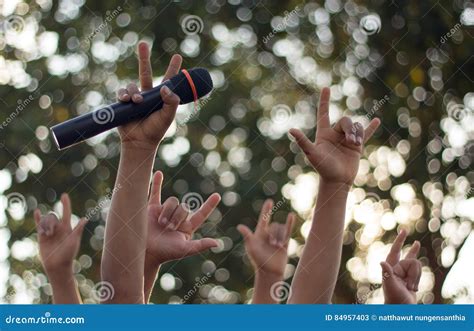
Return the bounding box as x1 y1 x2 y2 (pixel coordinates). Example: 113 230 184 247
73 218 88 238
364 118 381 143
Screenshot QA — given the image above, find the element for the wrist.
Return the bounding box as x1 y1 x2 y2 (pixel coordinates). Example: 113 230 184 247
121 142 158 155
45 263 74 281
145 251 162 271
253 269 286 304
318 179 351 199
384 295 416 304
255 269 284 282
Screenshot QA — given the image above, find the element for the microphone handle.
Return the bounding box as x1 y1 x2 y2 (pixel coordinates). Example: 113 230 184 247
50 80 175 150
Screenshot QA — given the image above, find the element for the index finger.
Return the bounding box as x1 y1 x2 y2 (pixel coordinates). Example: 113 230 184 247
138 41 153 91
386 229 407 266
149 171 164 205
60 193 72 228
316 87 330 133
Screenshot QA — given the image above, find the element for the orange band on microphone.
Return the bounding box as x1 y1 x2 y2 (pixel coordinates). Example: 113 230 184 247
181 69 198 109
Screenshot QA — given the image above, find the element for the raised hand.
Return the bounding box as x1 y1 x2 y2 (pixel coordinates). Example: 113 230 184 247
288 88 381 304
143 171 221 301
237 199 295 277
289 87 380 185
34 193 87 304
34 194 87 273
145 171 221 265
102 43 183 303
117 41 182 151
380 230 422 304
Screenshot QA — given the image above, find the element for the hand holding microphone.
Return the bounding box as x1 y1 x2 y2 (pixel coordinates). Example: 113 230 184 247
50 43 213 150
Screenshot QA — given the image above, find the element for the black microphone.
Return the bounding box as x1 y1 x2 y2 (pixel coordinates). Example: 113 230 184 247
50 68 213 150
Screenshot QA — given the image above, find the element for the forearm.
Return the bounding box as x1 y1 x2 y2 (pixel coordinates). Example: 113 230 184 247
101 145 156 303
252 270 284 304
143 253 161 303
47 266 82 304
289 179 349 304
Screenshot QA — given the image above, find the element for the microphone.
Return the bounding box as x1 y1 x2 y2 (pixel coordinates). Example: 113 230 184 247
50 68 213 150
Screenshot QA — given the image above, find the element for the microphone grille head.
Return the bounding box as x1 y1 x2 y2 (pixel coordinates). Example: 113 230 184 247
170 68 213 104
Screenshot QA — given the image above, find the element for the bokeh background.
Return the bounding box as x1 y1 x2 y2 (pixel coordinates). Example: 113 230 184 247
0 0 473 304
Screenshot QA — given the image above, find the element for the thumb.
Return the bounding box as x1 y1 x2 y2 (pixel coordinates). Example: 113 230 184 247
289 129 313 155
184 238 218 256
160 85 180 123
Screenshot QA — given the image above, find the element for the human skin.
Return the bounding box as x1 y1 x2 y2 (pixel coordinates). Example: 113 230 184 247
34 193 87 304
238 199 295 303
101 42 181 303
381 229 422 304
287 87 380 303
143 171 221 302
